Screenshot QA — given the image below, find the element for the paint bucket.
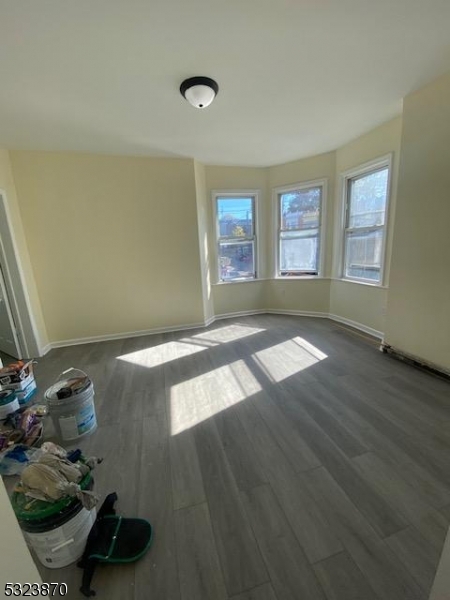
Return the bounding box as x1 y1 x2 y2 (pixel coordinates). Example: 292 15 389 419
0 389 20 420
22 503 96 569
45 368 97 442
12 472 96 568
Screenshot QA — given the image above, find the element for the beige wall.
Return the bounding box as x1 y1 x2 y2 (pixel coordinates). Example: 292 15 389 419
0 150 48 353
329 280 387 335
213 281 267 316
268 151 336 189
213 278 331 317
10 151 205 343
205 166 269 193
266 279 330 314
194 160 214 321
330 117 402 333
384 73 450 371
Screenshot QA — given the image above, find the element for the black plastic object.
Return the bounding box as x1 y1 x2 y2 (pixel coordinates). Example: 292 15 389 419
67 449 82 463
78 493 153 597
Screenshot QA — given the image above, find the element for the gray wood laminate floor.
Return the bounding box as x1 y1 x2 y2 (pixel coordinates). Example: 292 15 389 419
28 315 450 599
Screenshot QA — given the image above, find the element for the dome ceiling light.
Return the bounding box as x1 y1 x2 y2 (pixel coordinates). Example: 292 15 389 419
180 76 219 109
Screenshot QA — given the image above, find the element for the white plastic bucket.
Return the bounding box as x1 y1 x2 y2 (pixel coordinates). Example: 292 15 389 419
45 368 97 442
24 506 96 569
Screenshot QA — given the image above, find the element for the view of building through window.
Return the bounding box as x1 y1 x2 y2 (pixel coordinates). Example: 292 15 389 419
214 167 388 285
344 167 389 282
278 186 322 276
216 196 256 281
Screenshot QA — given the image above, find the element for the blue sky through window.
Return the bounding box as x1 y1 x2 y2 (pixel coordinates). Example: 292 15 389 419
217 197 253 221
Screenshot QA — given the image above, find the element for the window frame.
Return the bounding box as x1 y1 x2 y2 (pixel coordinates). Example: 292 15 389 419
212 189 260 284
340 154 392 286
273 178 327 279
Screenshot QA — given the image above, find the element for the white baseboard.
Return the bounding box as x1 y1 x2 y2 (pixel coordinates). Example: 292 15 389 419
39 343 53 356
204 315 216 327
44 319 210 352
41 309 383 353
266 309 329 319
265 309 382 339
213 309 267 321
328 313 383 340
205 309 382 342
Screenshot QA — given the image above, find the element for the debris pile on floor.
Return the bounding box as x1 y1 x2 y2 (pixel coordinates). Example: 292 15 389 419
0 360 37 406
0 359 42 470
11 442 102 569
0 405 45 448
0 405 47 475
15 442 101 509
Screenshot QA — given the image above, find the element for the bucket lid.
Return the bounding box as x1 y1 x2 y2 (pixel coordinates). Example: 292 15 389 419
45 377 91 405
12 470 92 521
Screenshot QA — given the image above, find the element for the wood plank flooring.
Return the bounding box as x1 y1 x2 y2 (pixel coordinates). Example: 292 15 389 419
27 315 450 599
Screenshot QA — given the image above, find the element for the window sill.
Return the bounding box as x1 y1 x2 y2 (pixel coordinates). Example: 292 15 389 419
213 278 268 286
333 277 388 290
273 275 327 281
212 276 329 286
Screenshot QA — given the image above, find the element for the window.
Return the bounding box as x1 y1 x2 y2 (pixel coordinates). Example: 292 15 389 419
275 180 326 277
342 157 391 284
213 192 258 282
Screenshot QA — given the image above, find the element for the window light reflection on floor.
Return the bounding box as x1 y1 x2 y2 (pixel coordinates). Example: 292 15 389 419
117 340 206 369
252 337 328 383
293 336 328 361
188 323 266 345
116 324 266 368
170 360 261 435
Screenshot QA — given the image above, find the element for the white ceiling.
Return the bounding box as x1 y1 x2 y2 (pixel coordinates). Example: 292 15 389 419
1 0 450 167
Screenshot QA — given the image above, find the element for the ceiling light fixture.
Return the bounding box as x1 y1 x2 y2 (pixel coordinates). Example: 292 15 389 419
180 76 219 109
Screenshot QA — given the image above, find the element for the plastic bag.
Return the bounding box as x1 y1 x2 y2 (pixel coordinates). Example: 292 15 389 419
0 445 38 476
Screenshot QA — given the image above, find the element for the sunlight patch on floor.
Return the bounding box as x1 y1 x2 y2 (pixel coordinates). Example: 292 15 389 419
117 339 206 368
118 325 266 369
228 358 262 398
252 337 327 383
170 360 261 435
189 323 266 345
292 336 328 361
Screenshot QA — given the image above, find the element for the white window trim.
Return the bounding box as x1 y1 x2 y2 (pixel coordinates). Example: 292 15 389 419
338 154 393 287
212 189 261 284
272 178 327 279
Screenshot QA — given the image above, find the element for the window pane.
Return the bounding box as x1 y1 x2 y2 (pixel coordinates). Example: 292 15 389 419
219 241 255 280
280 187 321 231
217 197 254 238
344 229 383 282
280 235 318 274
280 228 319 240
348 168 388 228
